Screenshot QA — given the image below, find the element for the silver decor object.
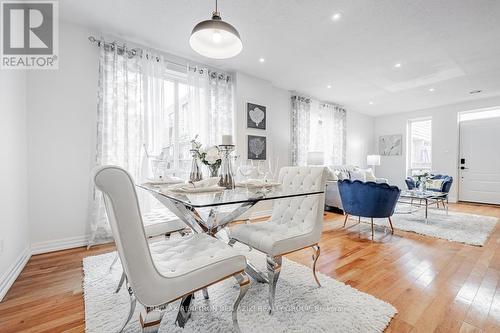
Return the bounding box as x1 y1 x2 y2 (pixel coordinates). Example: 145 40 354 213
218 145 235 189
189 149 203 182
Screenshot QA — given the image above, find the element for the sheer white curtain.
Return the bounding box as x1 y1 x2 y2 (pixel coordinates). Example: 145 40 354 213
90 41 145 242
291 95 346 166
187 66 234 146
318 103 346 165
291 96 311 166
90 46 174 244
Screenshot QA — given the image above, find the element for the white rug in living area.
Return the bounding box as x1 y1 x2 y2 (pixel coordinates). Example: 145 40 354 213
348 206 497 246
83 249 396 333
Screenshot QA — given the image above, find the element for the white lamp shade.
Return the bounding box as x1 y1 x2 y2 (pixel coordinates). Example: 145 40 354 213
189 16 242 59
307 152 324 165
367 154 381 166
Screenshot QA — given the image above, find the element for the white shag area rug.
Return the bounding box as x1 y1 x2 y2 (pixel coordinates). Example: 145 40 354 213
347 206 497 246
83 247 396 333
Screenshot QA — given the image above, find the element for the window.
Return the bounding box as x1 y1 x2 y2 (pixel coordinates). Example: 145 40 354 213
154 79 192 179
408 118 432 171
291 96 346 166
145 68 234 180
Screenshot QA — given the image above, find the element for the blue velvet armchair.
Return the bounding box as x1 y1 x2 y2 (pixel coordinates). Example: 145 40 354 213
338 180 401 238
405 177 416 190
428 174 453 207
428 174 453 194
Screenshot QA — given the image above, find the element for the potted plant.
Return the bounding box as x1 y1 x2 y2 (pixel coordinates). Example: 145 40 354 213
412 171 430 191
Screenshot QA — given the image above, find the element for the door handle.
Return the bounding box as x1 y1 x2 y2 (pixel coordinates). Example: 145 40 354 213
460 166 469 170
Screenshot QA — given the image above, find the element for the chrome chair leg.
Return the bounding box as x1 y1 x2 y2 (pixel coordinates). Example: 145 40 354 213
139 306 165 333
343 214 349 227
202 287 209 299
387 217 394 234
116 271 126 293
371 217 374 239
175 294 193 328
266 255 282 314
118 287 136 333
109 253 119 271
311 245 321 287
232 272 250 333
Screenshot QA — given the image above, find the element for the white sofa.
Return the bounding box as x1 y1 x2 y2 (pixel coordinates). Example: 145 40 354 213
325 165 387 212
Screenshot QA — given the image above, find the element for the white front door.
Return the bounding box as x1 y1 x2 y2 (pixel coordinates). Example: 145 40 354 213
459 116 500 204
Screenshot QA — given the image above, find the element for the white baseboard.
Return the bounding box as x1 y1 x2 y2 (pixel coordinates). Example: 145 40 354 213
31 235 90 255
0 246 31 302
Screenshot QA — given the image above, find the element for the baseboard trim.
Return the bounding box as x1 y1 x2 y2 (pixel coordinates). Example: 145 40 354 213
0 246 31 302
31 235 90 255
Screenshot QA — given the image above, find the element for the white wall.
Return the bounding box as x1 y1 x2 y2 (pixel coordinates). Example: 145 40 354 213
234 72 291 168
346 111 375 168
0 71 30 300
374 96 500 202
234 72 291 216
26 22 98 250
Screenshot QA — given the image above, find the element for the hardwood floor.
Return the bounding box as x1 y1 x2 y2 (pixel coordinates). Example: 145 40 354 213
0 202 499 332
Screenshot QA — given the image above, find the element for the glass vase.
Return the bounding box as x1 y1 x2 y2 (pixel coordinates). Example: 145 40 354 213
189 149 203 182
208 164 220 177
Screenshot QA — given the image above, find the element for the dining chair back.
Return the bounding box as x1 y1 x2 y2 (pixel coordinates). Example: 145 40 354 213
93 165 162 306
271 166 327 241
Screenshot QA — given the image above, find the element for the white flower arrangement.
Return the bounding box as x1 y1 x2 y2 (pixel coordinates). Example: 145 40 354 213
190 136 222 167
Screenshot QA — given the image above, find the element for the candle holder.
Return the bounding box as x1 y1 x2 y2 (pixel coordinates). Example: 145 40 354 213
218 144 235 189
189 149 203 182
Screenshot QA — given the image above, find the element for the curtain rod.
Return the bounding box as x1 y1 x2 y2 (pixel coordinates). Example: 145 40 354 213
88 36 196 70
291 93 345 109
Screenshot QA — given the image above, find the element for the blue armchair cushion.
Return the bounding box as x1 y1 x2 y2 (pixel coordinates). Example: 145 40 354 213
338 180 401 218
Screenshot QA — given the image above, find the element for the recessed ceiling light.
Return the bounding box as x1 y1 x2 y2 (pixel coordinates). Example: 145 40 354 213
331 12 342 21
469 89 482 94
394 63 402 68
369 101 374 105
429 87 435 92
259 57 265 63
327 84 332 89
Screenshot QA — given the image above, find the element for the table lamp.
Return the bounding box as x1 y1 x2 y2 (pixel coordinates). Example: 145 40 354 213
367 154 381 170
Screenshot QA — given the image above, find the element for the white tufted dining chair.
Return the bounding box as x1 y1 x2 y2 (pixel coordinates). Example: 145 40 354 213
229 166 327 314
110 209 190 294
93 165 250 333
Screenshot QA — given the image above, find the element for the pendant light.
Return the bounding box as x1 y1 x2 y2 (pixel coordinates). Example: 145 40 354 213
189 0 242 59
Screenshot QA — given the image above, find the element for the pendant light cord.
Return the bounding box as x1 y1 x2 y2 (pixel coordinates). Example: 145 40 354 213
215 0 218 12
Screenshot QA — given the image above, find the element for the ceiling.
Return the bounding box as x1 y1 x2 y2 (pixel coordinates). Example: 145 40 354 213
60 0 500 116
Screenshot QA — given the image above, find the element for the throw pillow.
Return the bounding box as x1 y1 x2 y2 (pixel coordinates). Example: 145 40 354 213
327 167 338 181
426 179 444 191
364 168 377 181
337 170 349 180
350 169 366 181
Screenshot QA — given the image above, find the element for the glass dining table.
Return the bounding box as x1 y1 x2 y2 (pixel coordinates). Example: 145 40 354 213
137 183 324 326
137 183 323 281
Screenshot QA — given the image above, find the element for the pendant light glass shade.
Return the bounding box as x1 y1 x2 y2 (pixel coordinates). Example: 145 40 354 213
189 12 242 59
